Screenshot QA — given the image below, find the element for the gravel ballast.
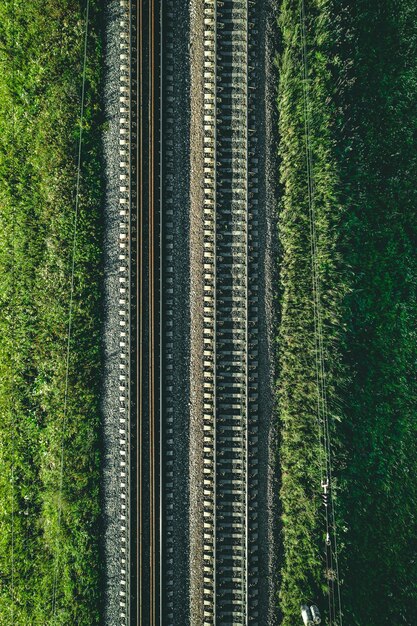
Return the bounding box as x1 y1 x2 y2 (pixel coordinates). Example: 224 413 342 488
161 1 192 623
101 1 124 624
257 1 281 623
188 0 206 623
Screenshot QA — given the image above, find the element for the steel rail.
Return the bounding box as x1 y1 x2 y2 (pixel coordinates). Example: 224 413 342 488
244 2 249 622
202 1 217 623
149 0 156 622
213 1 218 619
127 1 133 622
137 0 143 622
159 0 163 621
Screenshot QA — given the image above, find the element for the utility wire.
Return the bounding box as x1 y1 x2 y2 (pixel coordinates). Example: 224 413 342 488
11 0 16 622
299 1 343 624
300 1 336 617
51 1 90 620
299 5 333 621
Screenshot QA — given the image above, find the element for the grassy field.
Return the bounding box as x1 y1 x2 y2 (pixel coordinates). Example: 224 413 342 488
276 0 417 623
0 1 103 623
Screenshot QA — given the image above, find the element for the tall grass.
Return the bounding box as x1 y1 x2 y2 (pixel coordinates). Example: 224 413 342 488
276 0 417 623
276 1 348 622
0 1 103 623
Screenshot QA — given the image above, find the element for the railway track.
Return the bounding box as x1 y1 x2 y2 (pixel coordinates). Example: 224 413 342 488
116 2 157 624
134 0 166 624
202 1 260 623
160 0 182 622
119 0 182 623
135 0 161 624
118 1 134 623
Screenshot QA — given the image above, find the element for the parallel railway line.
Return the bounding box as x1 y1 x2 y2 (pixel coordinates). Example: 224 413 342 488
202 1 260 623
118 1 134 623
135 0 161 624
117 0 263 623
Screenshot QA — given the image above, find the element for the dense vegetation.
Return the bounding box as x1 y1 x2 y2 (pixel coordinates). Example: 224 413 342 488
276 0 417 624
335 1 417 623
0 1 103 623
276 0 348 622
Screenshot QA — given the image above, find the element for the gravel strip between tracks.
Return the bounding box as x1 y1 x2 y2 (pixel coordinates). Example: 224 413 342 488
163 1 192 623
101 1 123 624
253 0 275 619
189 0 206 623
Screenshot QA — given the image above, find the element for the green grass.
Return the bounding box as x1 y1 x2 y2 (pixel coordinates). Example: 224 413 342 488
0 1 103 623
276 0 348 622
276 0 417 623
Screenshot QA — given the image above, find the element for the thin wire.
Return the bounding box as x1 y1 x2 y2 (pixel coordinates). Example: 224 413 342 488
300 1 336 617
11 0 16 622
299 0 325 490
300 24 335 615
299 6 333 621
299 1 343 623
51 1 90 620
307 41 343 626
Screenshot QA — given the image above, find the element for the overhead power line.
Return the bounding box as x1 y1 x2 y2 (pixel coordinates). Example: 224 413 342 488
299 1 343 624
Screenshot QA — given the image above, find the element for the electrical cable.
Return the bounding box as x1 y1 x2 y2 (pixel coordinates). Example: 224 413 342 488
11 0 16 622
299 1 343 623
299 6 333 619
